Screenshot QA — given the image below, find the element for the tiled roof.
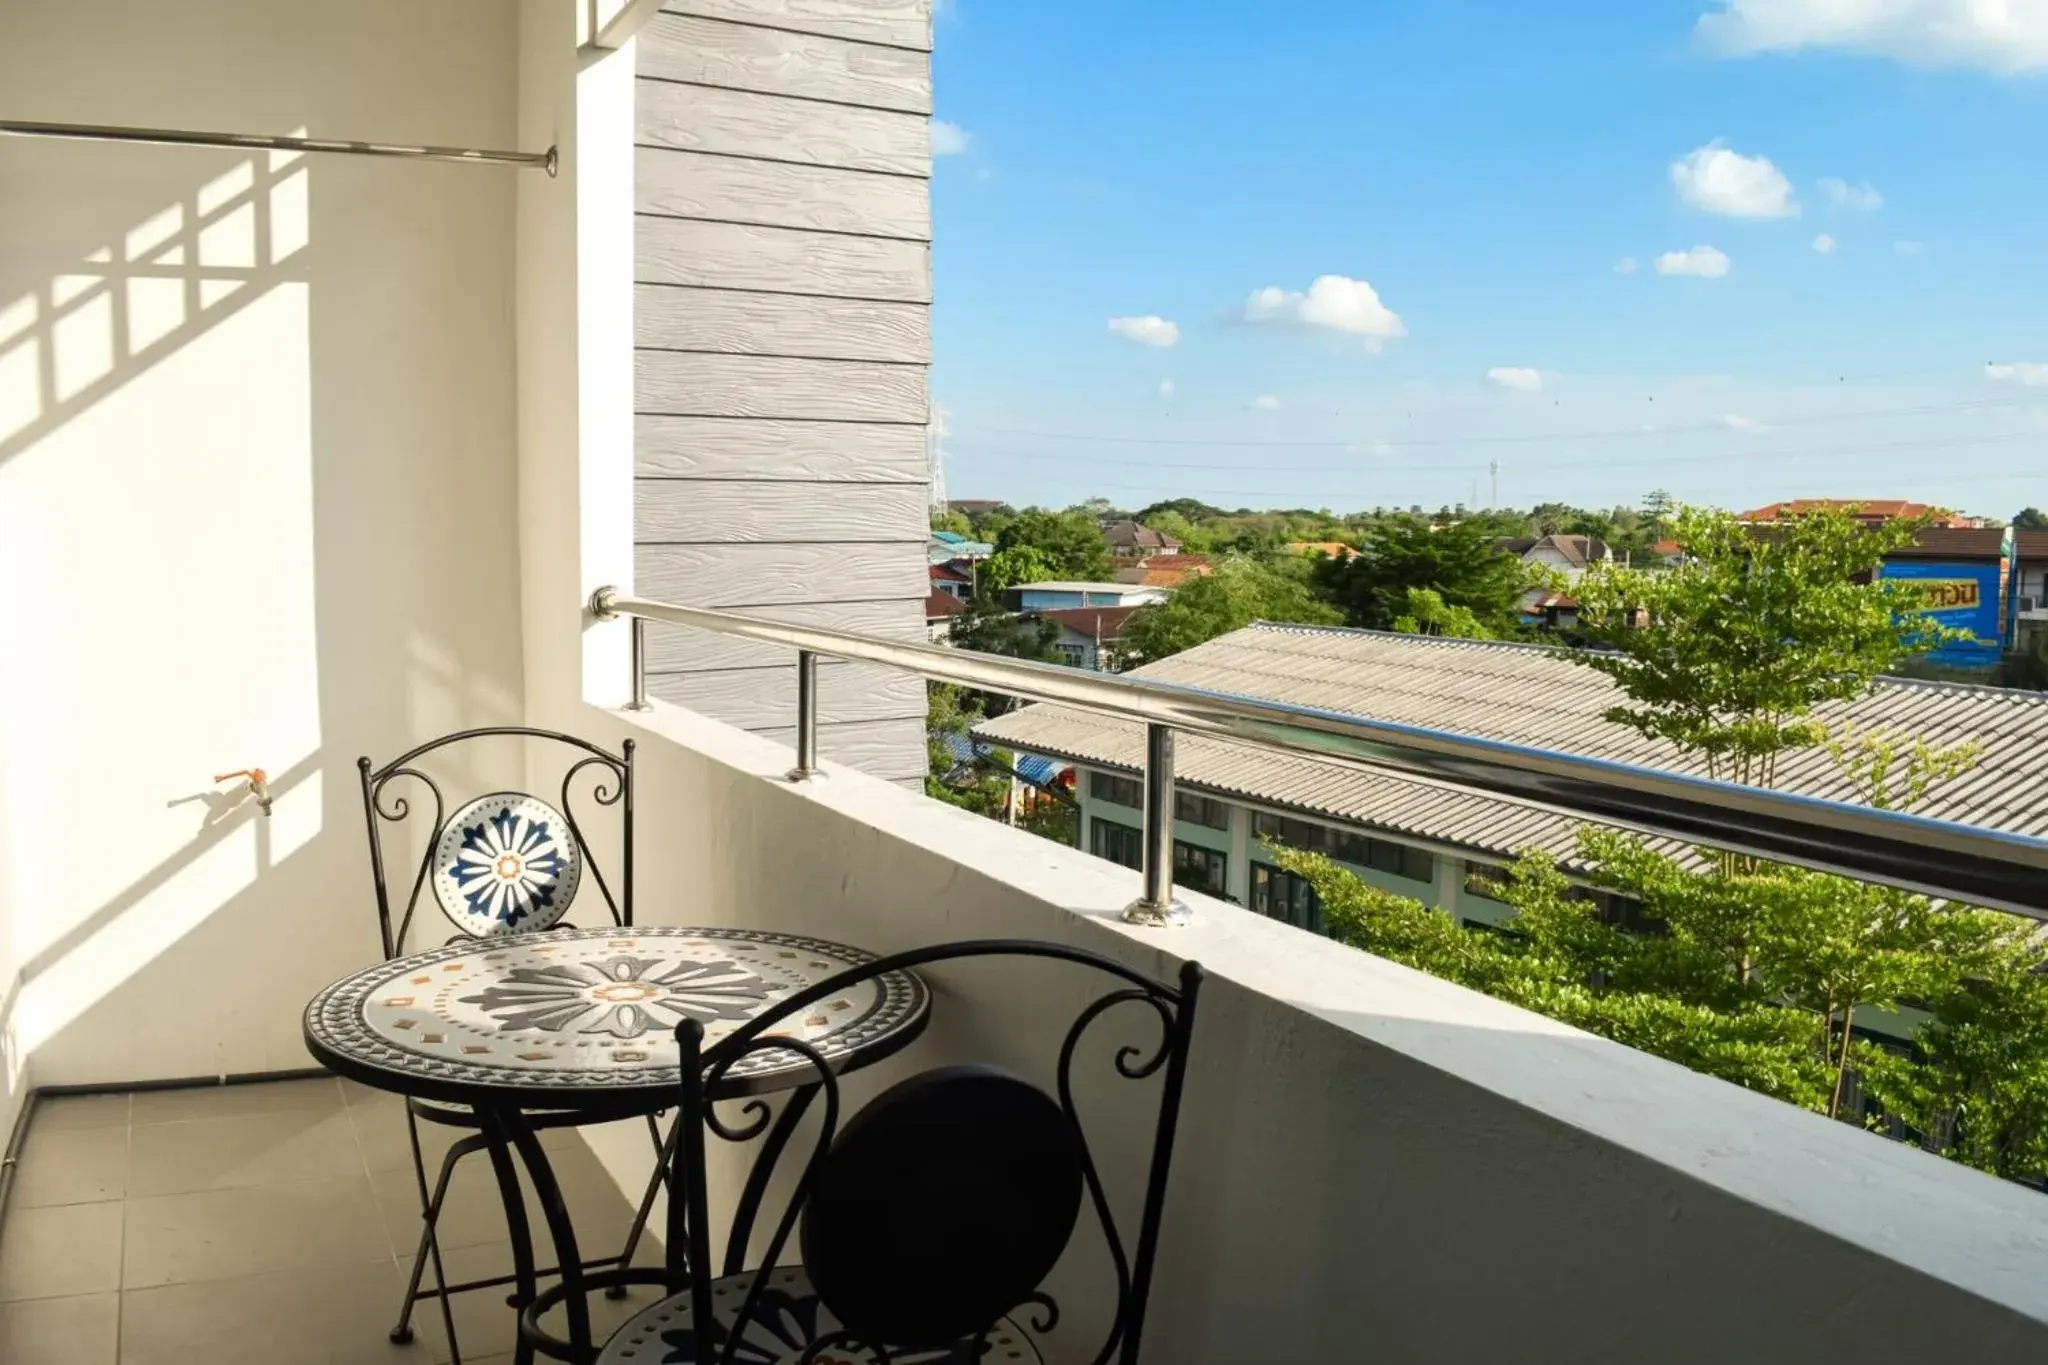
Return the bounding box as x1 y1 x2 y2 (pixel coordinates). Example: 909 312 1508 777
1887 527 2005 560
975 621 2048 872
924 590 966 620
2016 530 2048 561
1104 519 1181 550
1036 605 1144 641
1741 499 1979 527
930 561 972 583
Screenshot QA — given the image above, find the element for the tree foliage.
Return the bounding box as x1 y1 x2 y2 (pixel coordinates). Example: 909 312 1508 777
986 507 1113 582
1314 514 1530 632
1117 555 1340 666
977 544 1060 595
1568 503 1963 786
1390 586 1494 639
2014 507 2048 531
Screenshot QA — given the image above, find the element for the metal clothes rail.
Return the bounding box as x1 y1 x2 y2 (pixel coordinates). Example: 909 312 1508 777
0 119 557 174
589 588 2048 925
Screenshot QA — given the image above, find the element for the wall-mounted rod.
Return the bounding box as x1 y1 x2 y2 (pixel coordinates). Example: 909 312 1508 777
0 119 557 175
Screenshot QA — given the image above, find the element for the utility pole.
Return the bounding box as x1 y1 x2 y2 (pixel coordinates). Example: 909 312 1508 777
1489 459 1500 509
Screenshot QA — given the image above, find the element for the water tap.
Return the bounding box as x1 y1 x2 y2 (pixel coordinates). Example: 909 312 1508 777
214 768 273 816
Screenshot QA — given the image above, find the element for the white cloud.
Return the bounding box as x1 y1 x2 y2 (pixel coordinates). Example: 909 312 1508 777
1108 315 1180 348
1252 393 1281 409
1812 232 1837 254
1820 177 1883 211
1988 362 2048 387
1895 240 1927 256
1614 256 1639 275
931 120 970 156
1697 0 2048 73
1487 366 1544 392
1158 379 1176 399
1655 245 1732 278
1241 274 1407 351
1670 141 1799 218
1723 412 1767 432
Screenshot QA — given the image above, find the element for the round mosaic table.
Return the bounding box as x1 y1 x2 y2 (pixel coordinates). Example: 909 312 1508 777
303 925 930 1113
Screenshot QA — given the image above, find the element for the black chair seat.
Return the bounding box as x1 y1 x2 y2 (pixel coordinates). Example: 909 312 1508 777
596 1266 1043 1365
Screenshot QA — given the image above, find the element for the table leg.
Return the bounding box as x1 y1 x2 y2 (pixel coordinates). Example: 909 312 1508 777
476 1108 541 1365
503 1112 596 1359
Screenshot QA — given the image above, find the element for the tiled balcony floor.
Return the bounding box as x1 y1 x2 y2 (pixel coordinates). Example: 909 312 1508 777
0 1078 667 1365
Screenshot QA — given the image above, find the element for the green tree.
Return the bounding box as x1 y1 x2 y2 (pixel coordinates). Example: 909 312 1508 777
1117 556 1340 666
929 507 974 536
1568 504 1961 787
990 508 1114 580
1391 587 1494 639
2014 507 2048 531
923 683 1010 816
978 544 1059 596
1315 514 1530 631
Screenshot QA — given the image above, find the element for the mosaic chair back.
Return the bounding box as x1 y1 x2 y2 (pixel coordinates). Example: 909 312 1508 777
518 940 1205 1365
357 727 635 960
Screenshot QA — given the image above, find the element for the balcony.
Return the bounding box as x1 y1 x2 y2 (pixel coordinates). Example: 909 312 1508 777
6 3 2048 1364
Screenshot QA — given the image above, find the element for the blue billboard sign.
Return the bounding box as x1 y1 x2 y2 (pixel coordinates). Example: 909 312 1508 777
1879 559 2004 669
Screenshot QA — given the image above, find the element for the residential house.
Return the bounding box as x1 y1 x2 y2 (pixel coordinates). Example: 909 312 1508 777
1103 519 1182 558
925 588 966 642
1741 499 1986 529
945 498 1008 517
2014 531 2048 650
929 560 973 600
1113 552 1212 589
1038 604 1144 672
1500 533 1612 622
1286 540 1359 559
1006 580 1169 612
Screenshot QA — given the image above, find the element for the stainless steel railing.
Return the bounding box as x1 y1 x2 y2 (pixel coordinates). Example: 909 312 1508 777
590 587 2048 923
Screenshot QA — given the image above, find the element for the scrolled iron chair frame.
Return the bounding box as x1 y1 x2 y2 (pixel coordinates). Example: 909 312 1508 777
356 726 667 1362
513 939 1204 1365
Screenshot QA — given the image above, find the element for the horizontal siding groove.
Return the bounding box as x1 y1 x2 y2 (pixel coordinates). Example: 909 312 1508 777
636 81 928 178
656 5 932 55
633 208 929 245
636 343 927 367
635 73 927 118
636 280 929 309
629 139 929 182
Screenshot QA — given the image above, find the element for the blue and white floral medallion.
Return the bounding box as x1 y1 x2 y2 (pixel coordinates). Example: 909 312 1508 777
433 792 582 937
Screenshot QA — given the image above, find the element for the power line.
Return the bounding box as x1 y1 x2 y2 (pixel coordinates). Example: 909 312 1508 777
953 427 2048 481
954 394 2041 452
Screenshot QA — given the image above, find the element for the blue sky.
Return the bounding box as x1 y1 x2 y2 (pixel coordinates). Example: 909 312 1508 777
928 0 2048 517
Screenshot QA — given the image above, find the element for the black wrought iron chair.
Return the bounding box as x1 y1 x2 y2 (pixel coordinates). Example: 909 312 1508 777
514 940 1204 1365
358 727 667 1360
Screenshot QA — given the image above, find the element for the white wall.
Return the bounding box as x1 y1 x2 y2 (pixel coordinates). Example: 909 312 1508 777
0 0 526 1102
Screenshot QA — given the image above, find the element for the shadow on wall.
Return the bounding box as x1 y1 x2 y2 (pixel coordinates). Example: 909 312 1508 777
0 0 527 1088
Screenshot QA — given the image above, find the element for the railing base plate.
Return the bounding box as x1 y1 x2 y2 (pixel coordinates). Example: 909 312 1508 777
1121 897 1192 928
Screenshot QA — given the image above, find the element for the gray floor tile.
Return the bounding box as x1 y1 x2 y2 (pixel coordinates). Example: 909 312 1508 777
398 1241 669 1364
26 1093 128 1131
10 1123 129 1207
122 1176 391 1289
129 1077 343 1126
0 1201 124 1302
372 1146 643 1260
127 1109 365 1198
0 1291 119 1365
119 1260 447 1365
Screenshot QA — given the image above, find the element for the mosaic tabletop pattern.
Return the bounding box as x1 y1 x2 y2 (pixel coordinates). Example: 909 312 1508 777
305 926 927 1102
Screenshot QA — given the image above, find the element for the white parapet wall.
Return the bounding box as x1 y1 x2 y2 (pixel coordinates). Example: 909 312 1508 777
559 698 2048 1364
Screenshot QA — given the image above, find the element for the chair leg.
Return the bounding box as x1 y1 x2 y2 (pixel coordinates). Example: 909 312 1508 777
393 1110 484 1363
607 1114 677 1299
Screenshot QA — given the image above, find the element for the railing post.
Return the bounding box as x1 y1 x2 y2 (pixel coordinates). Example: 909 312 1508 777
787 649 821 782
1122 723 1190 927
626 617 651 711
